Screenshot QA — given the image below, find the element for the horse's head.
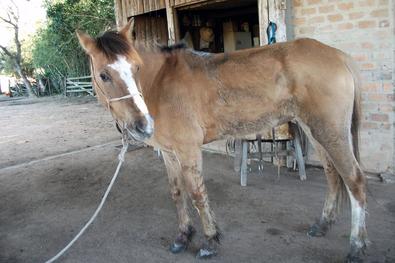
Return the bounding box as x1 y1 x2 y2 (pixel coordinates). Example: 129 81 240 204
76 20 153 141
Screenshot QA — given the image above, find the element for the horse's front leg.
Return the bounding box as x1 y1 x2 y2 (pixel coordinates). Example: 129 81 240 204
178 147 221 259
162 151 195 253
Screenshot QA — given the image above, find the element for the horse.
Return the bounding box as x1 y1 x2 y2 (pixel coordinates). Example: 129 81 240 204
77 20 367 262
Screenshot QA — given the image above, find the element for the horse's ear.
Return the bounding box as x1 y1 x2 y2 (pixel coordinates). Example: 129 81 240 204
76 30 97 55
119 18 135 41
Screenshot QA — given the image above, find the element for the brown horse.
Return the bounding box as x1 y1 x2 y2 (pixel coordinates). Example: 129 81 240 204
77 20 367 262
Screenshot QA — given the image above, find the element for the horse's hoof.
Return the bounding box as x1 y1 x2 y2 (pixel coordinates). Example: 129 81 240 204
345 254 363 263
169 242 187 254
196 231 221 259
196 247 217 259
307 222 328 237
169 225 195 254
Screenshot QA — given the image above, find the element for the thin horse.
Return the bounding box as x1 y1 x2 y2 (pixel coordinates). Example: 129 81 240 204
77 20 367 262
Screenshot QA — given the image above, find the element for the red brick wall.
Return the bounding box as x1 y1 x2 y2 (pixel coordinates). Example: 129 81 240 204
289 0 394 174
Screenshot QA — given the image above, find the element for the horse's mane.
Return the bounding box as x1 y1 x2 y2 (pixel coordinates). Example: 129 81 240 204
95 31 131 60
159 43 187 53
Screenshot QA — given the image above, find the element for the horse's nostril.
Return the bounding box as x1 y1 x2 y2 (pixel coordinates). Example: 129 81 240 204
135 119 145 132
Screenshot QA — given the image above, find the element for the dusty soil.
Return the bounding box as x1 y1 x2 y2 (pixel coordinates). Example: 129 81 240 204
0 96 394 263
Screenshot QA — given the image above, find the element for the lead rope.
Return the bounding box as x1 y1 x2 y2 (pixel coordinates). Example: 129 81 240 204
44 130 129 263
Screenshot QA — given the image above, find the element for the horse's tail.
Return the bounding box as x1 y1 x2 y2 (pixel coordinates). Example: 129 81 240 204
344 54 362 163
334 54 362 212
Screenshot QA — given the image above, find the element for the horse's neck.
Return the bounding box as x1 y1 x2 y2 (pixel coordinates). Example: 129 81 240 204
139 50 165 95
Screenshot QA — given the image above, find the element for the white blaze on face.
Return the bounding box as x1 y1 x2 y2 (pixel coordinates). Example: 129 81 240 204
108 55 154 135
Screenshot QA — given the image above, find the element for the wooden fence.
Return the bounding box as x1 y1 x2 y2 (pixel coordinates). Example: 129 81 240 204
65 76 94 96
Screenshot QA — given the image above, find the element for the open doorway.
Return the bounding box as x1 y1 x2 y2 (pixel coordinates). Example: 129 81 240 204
177 0 259 53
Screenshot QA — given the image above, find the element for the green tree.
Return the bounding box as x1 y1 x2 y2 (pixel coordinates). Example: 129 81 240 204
31 0 115 90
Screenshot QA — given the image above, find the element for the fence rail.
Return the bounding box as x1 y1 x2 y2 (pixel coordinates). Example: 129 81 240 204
65 76 94 96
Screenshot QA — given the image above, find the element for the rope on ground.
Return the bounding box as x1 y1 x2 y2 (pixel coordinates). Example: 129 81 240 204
44 134 129 263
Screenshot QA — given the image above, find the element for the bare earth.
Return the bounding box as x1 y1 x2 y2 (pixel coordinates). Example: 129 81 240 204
0 96 394 263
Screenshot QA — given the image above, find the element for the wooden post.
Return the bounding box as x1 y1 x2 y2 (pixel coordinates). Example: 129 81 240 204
165 0 177 45
240 140 249 187
267 0 287 42
234 139 242 173
258 0 269 46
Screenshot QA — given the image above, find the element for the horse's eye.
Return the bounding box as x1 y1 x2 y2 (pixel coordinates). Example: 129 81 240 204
100 73 111 82
136 65 140 72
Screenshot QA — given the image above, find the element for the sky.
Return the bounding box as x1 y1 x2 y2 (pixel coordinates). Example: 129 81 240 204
0 0 46 46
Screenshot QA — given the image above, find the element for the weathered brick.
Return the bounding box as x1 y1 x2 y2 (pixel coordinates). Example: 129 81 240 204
379 123 391 130
370 113 389 122
368 93 387 101
378 103 394 112
328 14 343 22
383 83 393 92
362 122 378 129
362 103 379 111
292 0 303 7
370 9 389 17
301 7 316 15
362 82 380 92
359 0 377 7
361 42 374 49
338 2 354 10
294 17 306 26
299 26 315 34
349 12 365 20
352 54 368 62
358 20 376 28
337 23 353 30
361 63 376 70
319 25 333 32
319 5 335 13
379 20 390 27
379 0 389 5
308 16 325 24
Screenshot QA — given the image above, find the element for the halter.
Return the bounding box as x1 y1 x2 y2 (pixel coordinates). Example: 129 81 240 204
90 59 142 111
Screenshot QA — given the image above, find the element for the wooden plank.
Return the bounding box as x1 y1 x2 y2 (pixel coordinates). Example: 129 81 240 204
137 0 144 15
159 0 166 9
143 0 150 13
121 0 129 27
67 76 91 80
258 0 269 46
114 0 123 27
165 0 176 44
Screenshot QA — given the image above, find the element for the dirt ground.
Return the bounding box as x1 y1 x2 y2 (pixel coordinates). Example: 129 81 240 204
0 96 394 263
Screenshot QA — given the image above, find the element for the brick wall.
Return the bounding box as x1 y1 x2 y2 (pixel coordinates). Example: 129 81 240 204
289 0 394 174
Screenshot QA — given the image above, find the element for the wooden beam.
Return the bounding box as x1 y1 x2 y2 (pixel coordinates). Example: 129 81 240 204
165 0 176 44
258 0 268 46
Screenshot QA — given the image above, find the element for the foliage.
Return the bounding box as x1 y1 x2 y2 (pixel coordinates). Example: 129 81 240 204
31 0 115 88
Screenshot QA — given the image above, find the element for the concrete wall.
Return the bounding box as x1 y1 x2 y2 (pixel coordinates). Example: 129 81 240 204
289 0 394 174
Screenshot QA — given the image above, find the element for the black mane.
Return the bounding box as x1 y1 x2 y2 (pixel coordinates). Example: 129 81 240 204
95 31 131 60
159 42 187 53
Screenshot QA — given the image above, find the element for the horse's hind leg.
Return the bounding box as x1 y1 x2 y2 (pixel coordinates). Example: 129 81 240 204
162 151 195 254
177 147 221 259
302 122 367 262
307 141 347 237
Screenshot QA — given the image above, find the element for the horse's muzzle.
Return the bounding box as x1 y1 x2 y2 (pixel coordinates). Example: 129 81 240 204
128 114 154 141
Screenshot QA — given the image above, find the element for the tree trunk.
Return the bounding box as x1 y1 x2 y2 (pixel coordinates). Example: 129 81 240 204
14 64 34 97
